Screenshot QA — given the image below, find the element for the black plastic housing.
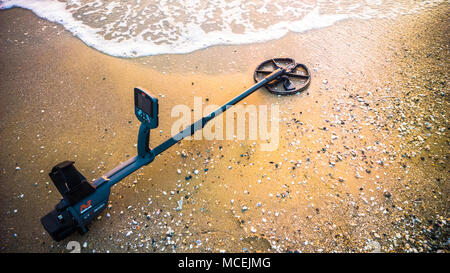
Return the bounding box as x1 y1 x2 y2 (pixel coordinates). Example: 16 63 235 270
41 161 97 241
49 161 96 205
41 206 76 242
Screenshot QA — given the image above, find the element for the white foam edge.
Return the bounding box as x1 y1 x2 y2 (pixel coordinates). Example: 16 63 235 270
1 1 353 57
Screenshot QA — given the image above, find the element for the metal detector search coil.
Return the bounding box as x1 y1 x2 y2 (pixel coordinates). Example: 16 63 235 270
40 58 310 241
254 58 311 95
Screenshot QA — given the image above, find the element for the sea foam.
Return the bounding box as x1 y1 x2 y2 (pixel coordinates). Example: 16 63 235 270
0 0 444 57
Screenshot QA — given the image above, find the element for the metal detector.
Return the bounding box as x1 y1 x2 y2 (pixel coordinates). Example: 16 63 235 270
40 58 311 241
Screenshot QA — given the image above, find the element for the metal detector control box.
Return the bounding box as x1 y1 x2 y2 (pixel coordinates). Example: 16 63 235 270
134 87 158 128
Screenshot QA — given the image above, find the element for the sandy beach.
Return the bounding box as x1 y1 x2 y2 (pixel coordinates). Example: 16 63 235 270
0 3 448 253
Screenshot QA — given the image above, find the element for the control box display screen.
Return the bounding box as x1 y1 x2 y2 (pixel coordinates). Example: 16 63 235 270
134 87 158 128
136 91 153 117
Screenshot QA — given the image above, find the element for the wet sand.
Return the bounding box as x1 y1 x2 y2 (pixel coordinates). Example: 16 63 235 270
0 4 448 252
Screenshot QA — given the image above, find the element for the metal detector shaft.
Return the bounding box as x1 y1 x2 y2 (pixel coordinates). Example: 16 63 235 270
93 67 285 189
152 68 283 155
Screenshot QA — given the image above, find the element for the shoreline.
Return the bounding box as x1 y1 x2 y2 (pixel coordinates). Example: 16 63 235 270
0 4 448 253
3 1 442 58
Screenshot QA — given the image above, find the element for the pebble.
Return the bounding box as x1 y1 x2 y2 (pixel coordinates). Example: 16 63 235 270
176 198 183 211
